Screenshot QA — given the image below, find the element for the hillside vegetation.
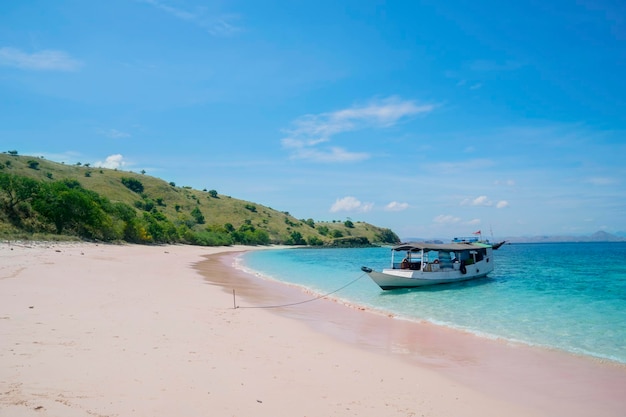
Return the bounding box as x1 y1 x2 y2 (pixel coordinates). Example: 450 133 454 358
0 152 399 247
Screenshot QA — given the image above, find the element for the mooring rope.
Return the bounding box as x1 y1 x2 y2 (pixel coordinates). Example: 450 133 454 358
234 272 367 309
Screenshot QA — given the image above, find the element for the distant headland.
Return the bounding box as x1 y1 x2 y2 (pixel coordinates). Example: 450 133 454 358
403 230 626 244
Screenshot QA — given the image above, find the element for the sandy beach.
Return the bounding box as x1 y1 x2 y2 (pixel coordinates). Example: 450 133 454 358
1 242 625 416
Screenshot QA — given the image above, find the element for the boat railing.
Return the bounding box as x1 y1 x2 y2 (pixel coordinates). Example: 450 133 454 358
393 261 466 272
452 236 479 243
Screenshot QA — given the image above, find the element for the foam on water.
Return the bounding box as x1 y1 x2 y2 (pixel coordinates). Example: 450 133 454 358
242 243 626 363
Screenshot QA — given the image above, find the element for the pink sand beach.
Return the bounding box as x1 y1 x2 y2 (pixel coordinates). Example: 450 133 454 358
1 242 625 416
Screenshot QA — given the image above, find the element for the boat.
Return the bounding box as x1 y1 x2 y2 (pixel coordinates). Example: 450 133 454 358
361 237 496 290
491 240 507 250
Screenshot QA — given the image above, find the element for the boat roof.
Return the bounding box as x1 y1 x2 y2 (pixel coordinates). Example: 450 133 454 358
392 242 491 252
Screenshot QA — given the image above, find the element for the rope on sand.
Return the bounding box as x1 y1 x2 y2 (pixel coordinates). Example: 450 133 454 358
233 273 367 309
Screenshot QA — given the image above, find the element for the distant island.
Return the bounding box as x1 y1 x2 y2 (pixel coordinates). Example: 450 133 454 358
403 230 626 244
498 231 626 244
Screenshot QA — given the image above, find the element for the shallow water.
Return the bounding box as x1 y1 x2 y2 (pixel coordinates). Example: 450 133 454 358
242 242 626 363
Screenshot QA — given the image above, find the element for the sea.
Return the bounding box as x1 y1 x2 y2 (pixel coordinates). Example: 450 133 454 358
240 242 626 364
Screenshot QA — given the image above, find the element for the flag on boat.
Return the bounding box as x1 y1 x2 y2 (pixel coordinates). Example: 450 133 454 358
473 230 481 235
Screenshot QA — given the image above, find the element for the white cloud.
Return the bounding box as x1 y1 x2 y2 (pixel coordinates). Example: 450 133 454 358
461 195 493 206
434 214 461 224
330 196 374 213
0 47 82 71
472 196 491 206
282 136 327 149
286 96 432 141
206 15 241 36
385 201 409 211
466 218 481 225
94 154 127 169
139 0 195 19
139 0 241 36
288 146 369 163
282 96 434 163
98 129 131 139
331 97 433 128
460 195 508 208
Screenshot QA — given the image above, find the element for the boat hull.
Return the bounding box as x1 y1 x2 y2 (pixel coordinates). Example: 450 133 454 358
362 262 493 290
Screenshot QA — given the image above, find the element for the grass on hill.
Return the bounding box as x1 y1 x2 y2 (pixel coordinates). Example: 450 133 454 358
0 152 400 246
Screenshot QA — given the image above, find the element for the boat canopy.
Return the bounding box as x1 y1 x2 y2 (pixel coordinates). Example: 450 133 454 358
392 242 491 252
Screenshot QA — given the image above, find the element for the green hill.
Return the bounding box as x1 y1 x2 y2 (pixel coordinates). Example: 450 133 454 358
0 152 400 246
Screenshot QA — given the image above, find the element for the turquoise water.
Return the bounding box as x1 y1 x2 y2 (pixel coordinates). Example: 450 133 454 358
242 242 626 363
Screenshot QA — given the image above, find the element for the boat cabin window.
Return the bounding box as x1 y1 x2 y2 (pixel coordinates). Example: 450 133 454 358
455 248 487 265
392 246 488 269
393 251 423 269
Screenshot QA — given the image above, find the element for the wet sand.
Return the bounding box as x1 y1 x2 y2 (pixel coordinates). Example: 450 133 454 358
201 251 626 417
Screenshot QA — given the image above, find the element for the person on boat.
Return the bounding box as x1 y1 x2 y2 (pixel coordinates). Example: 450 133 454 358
401 255 410 269
439 251 453 268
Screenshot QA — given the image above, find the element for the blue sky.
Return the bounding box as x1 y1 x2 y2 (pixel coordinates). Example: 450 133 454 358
1 0 625 239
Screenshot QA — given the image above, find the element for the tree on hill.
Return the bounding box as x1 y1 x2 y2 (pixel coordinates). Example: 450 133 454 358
377 228 401 244
0 173 41 222
287 231 306 245
230 220 270 245
191 207 205 224
330 229 343 238
317 225 329 236
33 181 113 239
121 177 144 193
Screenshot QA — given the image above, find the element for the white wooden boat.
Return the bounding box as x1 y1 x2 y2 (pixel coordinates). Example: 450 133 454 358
361 238 496 290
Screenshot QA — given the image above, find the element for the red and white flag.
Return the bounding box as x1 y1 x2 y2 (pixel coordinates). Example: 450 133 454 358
473 230 481 235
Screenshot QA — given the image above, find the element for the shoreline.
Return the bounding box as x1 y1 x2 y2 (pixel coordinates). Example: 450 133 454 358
232 248 626 366
1 242 625 416
202 250 626 417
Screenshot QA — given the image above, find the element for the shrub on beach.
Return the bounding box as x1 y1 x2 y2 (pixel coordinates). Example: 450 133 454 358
184 229 233 246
